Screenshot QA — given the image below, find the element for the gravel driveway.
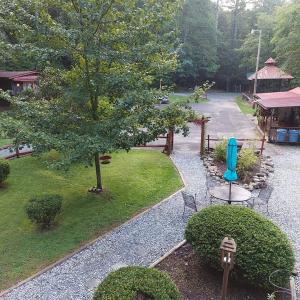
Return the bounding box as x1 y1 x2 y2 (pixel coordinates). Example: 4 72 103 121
263 144 300 297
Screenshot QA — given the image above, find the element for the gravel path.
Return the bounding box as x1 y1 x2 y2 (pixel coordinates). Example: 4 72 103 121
263 144 300 297
1 152 206 300
0 145 32 158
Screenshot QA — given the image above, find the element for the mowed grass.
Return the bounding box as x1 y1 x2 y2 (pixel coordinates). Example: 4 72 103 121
169 94 208 104
0 138 12 147
0 150 183 290
169 94 190 104
236 96 255 115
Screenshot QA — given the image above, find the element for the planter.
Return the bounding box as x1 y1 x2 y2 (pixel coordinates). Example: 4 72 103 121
152 241 293 300
203 153 274 191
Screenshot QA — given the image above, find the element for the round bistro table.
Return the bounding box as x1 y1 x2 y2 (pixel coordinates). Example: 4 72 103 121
209 185 252 205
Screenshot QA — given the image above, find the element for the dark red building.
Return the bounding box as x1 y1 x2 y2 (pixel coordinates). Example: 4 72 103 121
0 71 39 95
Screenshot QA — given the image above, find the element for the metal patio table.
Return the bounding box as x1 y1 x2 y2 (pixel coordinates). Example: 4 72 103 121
209 185 252 205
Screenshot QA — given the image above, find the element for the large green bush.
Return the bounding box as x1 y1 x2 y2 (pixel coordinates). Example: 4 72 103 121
213 139 227 162
0 159 10 184
25 194 63 228
237 148 258 178
185 205 294 289
93 267 180 300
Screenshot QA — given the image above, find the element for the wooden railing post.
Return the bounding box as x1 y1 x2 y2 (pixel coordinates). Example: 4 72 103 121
200 117 206 158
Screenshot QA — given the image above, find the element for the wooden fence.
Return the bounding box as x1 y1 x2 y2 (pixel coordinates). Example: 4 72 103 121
206 135 266 156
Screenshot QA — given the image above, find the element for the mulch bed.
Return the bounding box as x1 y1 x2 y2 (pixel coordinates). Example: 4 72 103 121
156 243 290 300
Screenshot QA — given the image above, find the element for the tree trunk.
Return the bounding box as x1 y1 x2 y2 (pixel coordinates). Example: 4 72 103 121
94 152 103 190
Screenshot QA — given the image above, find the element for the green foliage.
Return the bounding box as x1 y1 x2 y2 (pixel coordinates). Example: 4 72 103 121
93 267 180 300
25 194 63 228
189 81 214 103
235 96 255 115
176 0 218 85
0 0 192 190
238 13 276 72
43 150 61 163
237 147 258 178
0 89 11 103
273 0 300 86
0 159 10 184
185 205 295 289
213 139 227 162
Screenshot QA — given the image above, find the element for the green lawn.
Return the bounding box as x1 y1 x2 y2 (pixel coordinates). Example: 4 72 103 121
169 94 208 104
169 94 190 104
236 96 255 115
0 138 12 147
0 150 182 290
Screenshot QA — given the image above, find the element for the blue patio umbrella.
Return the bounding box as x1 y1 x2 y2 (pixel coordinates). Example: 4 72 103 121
224 138 238 201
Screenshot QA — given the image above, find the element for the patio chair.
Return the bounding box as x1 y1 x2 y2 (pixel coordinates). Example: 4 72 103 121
248 185 273 214
182 191 197 216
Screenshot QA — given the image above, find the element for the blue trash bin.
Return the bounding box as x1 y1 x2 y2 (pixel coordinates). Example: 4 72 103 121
289 130 299 143
277 129 287 142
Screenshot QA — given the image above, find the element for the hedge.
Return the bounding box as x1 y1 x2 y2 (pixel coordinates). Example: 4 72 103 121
185 205 295 289
0 159 10 184
93 267 180 300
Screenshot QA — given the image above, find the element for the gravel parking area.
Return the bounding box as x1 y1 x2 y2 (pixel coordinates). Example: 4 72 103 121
1 152 206 300
262 144 300 297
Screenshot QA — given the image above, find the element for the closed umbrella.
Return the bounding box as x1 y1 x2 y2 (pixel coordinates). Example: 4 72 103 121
224 138 238 201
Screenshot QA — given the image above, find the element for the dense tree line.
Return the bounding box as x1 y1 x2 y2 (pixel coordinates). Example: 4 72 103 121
174 0 299 90
0 0 299 90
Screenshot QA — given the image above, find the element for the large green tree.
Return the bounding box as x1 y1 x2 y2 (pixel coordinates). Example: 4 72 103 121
175 0 218 86
272 0 300 85
1 0 193 191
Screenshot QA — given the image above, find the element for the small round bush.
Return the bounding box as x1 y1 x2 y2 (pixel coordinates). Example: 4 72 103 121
93 267 180 300
25 194 63 228
43 149 61 162
0 159 10 184
185 205 294 289
213 139 227 162
237 148 258 178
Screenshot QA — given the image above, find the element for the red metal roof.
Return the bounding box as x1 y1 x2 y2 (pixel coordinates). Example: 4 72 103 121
11 75 38 82
248 57 294 80
0 71 38 80
256 88 300 109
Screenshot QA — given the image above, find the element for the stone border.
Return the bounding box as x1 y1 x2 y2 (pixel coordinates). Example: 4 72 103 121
0 144 12 151
150 240 187 268
0 152 186 297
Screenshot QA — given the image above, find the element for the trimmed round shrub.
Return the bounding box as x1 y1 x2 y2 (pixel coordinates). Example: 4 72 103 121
25 194 63 228
0 159 10 184
93 267 180 300
185 205 295 289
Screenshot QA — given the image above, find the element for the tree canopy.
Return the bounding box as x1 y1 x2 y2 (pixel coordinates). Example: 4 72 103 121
0 0 194 191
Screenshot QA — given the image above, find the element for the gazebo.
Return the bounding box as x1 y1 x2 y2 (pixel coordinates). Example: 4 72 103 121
255 87 300 143
248 58 294 93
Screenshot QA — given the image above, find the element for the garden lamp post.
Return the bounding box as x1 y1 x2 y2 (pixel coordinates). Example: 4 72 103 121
220 236 237 300
251 29 262 95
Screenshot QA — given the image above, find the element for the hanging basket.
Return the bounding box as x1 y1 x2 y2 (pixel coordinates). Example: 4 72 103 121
99 155 112 165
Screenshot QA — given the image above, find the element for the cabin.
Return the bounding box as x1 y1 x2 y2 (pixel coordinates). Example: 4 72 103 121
255 88 300 143
248 58 294 94
0 71 39 95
